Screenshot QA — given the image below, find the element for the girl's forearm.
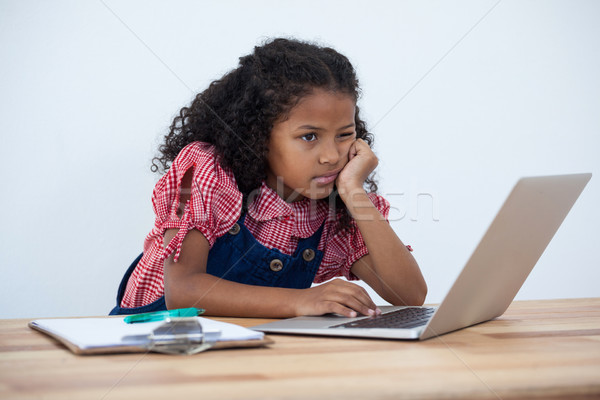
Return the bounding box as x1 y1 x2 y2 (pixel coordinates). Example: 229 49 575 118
341 188 427 305
165 269 381 318
165 272 301 317
163 228 303 317
162 228 380 318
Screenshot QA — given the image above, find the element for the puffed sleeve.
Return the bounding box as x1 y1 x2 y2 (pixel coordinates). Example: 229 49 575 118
151 142 243 262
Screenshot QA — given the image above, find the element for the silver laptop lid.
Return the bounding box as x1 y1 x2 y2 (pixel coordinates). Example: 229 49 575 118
420 173 591 339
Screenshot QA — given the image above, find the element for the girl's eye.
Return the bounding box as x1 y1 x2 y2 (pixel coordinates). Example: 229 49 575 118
339 132 355 139
301 133 317 142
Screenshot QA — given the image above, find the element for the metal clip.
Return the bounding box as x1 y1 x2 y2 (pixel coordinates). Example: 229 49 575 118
146 317 220 355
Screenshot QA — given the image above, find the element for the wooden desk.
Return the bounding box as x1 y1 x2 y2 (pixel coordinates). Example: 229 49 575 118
1 298 599 399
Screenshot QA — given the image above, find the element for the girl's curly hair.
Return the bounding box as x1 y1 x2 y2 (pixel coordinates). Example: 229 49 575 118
152 38 377 233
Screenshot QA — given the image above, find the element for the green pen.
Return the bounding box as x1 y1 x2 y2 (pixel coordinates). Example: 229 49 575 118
124 307 205 324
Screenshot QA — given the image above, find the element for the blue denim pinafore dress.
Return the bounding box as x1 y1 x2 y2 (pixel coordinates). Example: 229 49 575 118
109 214 324 315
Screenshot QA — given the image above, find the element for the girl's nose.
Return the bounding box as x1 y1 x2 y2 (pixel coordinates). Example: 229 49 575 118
319 141 341 165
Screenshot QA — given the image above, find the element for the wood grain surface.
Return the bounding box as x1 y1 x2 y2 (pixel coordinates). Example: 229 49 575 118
1 298 599 399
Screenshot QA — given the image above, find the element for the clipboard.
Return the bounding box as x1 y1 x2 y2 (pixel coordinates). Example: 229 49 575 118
29 316 273 355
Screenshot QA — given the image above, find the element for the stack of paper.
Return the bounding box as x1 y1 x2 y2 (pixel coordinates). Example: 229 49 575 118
29 316 267 354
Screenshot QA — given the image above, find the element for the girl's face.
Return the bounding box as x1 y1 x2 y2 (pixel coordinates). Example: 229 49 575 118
266 88 357 202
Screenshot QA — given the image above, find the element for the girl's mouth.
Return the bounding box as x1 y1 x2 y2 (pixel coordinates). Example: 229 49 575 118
313 171 340 185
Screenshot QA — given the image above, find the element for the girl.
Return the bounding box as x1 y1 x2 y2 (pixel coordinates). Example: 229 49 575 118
110 38 427 318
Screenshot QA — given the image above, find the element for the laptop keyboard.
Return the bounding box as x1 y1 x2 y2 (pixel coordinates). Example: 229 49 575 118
332 307 436 329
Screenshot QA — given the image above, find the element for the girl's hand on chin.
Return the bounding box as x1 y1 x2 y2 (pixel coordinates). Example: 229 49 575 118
336 138 378 196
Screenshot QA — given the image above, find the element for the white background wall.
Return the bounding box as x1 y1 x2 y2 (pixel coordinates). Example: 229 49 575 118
1 0 598 318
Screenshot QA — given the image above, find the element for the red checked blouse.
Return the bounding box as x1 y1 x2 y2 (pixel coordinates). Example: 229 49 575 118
121 142 391 308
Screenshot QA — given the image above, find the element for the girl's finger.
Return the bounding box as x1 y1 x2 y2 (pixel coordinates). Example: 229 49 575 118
336 280 378 311
323 301 359 318
348 140 359 161
327 283 378 316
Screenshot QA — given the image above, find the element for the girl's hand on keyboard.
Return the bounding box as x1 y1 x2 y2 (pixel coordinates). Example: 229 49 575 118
293 279 382 318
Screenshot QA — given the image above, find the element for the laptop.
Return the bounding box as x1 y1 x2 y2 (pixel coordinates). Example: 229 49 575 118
252 173 592 340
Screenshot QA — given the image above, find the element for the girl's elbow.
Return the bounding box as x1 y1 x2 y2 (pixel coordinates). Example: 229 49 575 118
388 281 428 306
413 283 428 306
412 279 428 306
409 270 428 306
164 277 196 310
164 291 185 310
